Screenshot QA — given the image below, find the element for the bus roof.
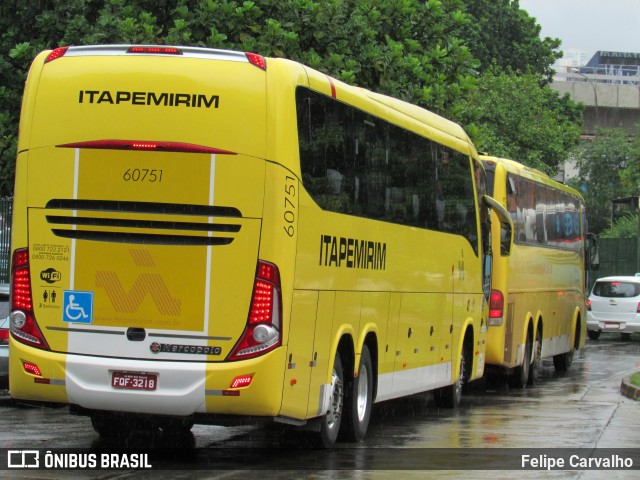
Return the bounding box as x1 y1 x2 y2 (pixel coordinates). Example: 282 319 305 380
480 154 583 199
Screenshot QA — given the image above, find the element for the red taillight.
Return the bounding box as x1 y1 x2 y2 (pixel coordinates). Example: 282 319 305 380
249 280 276 324
228 261 281 361
637 302 640 314
0 328 8 345
488 290 504 326
587 299 592 311
45 46 69 63
127 46 182 55
10 248 50 350
12 249 32 312
246 52 266 70
58 140 236 155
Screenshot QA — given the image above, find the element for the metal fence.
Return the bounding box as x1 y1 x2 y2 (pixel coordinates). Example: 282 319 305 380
595 237 639 280
0 198 11 284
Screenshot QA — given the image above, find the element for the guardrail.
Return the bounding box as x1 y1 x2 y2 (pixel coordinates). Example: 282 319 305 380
555 67 640 85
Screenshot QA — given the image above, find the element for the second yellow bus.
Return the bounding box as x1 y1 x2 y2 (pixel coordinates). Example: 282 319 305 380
482 155 597 387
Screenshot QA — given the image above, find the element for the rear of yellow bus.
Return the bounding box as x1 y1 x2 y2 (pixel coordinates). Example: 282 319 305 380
9 46 293 430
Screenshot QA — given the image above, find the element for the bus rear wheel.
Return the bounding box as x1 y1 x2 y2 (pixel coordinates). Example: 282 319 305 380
90 413 143 438
509 332 532 388
527 329 542 386
316 352 344 448
554 322 578 372
341 345 373 442
553 349 574 372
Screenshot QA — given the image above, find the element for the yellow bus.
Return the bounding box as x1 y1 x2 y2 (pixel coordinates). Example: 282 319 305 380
9 45 512 447
481 155 597 387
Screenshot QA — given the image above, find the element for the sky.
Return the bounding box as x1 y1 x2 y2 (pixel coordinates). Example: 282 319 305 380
518 0 640 60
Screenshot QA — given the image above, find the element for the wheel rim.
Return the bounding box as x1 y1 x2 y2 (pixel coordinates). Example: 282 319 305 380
326 367 343 430
455 352 465 397
523 338 531 379
356 363 369 422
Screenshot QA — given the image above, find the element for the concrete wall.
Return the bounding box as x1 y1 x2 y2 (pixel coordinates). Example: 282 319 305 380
551 81 640 134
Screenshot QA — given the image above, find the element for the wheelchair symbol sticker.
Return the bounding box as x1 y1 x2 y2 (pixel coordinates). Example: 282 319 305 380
62 291 93 324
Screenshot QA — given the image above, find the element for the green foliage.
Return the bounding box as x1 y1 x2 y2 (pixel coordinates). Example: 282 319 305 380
458 68 583 174
575 128 640 235
459 0 562 81
0 0 481 196
599 213 638 239
0 0 573 197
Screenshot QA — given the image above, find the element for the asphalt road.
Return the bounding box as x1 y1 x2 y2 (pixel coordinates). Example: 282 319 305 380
0 334 639 479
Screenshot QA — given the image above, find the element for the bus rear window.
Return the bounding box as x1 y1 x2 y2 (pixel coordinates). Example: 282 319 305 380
592 281 640 298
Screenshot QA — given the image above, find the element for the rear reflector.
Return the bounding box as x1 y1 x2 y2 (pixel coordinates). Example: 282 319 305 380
230 375 253 389
58 140 236 155
45 46 69 63
23 361 43 377
127 46 183 55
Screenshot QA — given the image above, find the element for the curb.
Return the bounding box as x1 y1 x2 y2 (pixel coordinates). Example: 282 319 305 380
620 376 640 401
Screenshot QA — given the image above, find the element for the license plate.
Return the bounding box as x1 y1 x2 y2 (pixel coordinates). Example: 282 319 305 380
604 322 620 329
111 371 157 391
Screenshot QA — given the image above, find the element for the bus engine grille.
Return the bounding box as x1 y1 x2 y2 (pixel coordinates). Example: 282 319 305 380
44 199 242 246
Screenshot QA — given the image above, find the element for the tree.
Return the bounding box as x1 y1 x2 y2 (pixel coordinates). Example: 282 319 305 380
459 0 562 81
0 0 480 196
575 128 640 235
457 69 583 174
599 213 638 239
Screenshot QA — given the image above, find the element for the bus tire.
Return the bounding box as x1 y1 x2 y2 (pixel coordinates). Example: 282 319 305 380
509 331 531 389
434 342 468 408
341 345 373 442
554 321 578 372
553 349 573 372
91 413 130 438
527 328 542 386
317 352 344 448
157 417 194 435
588 330 600 340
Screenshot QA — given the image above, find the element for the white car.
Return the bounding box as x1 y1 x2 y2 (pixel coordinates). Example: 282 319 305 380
587 276 640 340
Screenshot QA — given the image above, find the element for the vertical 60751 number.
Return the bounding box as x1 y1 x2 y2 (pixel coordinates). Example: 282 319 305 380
283 176 297 237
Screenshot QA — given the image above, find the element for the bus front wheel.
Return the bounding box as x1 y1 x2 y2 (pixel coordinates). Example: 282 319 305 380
434 343 467 408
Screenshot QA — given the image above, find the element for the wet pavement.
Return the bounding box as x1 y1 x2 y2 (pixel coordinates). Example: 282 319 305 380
0 334 638 479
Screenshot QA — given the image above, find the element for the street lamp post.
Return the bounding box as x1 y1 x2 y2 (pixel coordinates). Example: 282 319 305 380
572 68 600 131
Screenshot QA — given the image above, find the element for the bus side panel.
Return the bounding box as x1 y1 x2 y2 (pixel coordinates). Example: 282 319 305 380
305 291 335 417
359 291 389 387
280 290 317 419
376 293 401 402
393 292 445 396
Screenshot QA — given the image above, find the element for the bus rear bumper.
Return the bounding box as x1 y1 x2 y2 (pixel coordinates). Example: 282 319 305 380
9 341 285 418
